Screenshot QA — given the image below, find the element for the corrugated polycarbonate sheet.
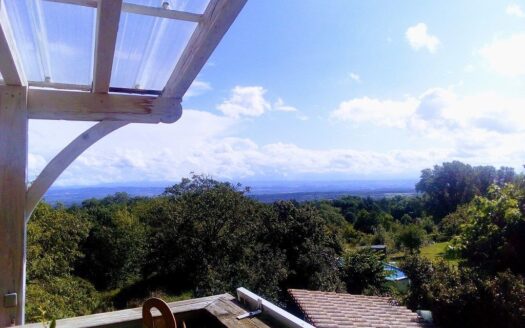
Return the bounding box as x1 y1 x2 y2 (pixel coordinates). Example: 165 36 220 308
110 5 198 90
4 0 95 85
125 0 209 14
2 0 210 91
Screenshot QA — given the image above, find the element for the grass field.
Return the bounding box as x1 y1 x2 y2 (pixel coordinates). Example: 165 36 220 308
388 241 459 266
420 241 449 260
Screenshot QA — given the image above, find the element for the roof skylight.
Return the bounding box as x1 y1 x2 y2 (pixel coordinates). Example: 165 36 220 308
3 0 211 91
110 10 196 90
4 0 95 85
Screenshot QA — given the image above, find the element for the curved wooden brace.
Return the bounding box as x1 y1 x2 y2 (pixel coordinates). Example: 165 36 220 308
25 120 128 221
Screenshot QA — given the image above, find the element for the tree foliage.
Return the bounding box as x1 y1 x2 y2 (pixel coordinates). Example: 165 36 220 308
453 184 525 275
76 200 147 289
26 203 98 323
396 224 425 253
402 180 525 327
416 161 516 221
341 248 386 294
28 203 91 281
24 164 524 326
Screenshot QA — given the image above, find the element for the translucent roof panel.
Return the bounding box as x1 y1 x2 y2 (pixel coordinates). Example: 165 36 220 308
110 9 197 90
4 0 95 85
126 0 210 14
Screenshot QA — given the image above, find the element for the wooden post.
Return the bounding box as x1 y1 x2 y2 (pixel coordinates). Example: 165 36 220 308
0 85 28 326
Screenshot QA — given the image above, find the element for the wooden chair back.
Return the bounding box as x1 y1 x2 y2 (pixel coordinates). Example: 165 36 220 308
142 297 177 328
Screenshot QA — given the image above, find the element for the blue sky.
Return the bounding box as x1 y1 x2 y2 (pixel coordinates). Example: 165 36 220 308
20 0 525 186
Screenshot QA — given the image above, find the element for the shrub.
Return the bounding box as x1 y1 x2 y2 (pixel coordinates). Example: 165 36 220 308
341 248 387 295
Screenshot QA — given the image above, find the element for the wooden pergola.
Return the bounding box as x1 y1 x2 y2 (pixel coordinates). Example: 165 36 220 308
0 0 246 325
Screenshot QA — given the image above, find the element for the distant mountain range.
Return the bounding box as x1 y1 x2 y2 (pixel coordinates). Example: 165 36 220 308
43 179 417 206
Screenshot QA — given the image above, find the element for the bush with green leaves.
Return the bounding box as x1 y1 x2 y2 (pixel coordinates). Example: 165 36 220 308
27 203 91 281
395 224 425 253
341 248 387 295
141 176 344 301
26 203 99 322
453 184 525 275
401 256 525 328
26 276 101 323
76 201 147 289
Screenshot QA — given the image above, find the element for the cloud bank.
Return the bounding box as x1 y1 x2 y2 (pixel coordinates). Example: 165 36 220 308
28 85 524 187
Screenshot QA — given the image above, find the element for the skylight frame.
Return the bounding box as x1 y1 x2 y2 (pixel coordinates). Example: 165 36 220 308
2 0 227 96
1 0 246 124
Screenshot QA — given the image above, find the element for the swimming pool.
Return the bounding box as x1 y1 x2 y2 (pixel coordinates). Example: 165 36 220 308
384 263 408 281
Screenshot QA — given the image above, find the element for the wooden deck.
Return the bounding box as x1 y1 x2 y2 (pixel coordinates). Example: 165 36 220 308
17 294 270 328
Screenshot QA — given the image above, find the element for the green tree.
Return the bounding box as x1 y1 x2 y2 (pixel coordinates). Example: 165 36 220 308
341 248 386 294
402 256 525 328
76 202 147 289
266 201 344 292
144 176 290 300
453 184 525 275
400 255 433 309
396 224 425 253
26 203 98 322
416 162 516 221
26 276 101 323
439 204 469 238
27 203 91 281
400 213 413 225
416 161 479 221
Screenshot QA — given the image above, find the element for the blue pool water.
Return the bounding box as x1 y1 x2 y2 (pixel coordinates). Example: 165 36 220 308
384 263 407 281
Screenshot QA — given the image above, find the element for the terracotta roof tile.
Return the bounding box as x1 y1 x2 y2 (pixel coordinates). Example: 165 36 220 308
288 289 433 328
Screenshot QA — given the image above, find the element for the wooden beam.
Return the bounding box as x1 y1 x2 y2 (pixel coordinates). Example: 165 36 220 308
44 0 202 22
92 0 122 93
28 82 161 95
0 86 28 326
28 81 92 92
162 0 247 99
27 89 182 123
122 3 202 22
25 121 127 218
0 0 26 86
44 0 97 8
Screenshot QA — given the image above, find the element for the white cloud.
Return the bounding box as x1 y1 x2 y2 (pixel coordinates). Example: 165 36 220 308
405 23 440 53
506 4 524 17
28 83 525 187
349 72 361 82
332 88 525 133
330 87 525 168
28 106 451 185
480 33 525 76
29 110 237 185
273 98 298 112
217 86 270 118
28 90 525 187
330 96 418 128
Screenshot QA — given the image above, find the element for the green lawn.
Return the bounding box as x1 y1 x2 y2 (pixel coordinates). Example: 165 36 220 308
388 241 459 266
420 241 449 261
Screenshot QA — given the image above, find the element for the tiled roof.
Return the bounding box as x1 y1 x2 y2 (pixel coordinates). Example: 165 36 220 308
288 289 433 328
